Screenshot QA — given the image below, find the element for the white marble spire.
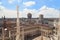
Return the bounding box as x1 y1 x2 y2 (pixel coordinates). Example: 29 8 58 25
16 5 21 40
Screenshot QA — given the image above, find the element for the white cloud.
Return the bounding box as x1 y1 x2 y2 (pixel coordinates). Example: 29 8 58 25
0 5 60 18
0 5 22 18
0 2 2 5
17 0 20 3
23 1 36 7
0 5 5 12
23 8 36 14
8 0 15 4
17 0 22 3
39 5 48 11
8 0 22 4
22 5 60 18
22 8 38 18
38 5 60 18
0 9 22 18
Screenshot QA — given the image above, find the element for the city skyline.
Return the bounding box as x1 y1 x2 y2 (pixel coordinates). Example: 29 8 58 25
0 0 60 18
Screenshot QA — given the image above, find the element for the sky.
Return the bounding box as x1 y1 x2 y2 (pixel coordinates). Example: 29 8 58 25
0 0 60 18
